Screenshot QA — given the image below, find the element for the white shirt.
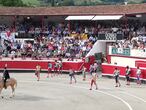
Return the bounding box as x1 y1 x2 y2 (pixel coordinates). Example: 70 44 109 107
136 69 141 75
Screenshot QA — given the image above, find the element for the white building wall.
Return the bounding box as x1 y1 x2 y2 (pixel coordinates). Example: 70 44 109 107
86 41 106 57
111 56 146 67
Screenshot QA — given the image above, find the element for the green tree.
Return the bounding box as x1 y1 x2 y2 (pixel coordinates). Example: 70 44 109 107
0 0 24 6
142 0 146 3
102 0 125 4
59 0 74 6
82 1 88 6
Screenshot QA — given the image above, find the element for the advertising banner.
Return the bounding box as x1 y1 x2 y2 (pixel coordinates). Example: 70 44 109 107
98 33 123 40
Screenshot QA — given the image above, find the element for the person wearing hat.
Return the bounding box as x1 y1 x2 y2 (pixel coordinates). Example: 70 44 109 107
3 64 10 89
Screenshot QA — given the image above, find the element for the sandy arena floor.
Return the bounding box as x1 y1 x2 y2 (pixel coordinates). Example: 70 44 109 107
0 73 146 110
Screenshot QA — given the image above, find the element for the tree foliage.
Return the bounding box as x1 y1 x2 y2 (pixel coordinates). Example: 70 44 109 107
57 0 75 6
102 0 125 4
0 0 144 7
103 0 125 2
0 0 24 6
142 0 146 3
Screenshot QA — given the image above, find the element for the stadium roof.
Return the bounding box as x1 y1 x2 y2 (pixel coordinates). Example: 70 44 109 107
0 3 146 16
65 15 123 20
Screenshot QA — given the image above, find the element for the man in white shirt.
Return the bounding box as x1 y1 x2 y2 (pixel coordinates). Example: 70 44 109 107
136 66 141 85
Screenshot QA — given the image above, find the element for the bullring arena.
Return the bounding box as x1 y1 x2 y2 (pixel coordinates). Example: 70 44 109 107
0 72 146 110
1 3 146 110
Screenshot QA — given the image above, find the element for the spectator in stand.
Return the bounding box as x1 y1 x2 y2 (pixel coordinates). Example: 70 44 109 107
10 49 16 60
0 41 3 59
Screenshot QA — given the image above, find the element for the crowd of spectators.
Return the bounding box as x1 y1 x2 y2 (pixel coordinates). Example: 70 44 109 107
0 19 146 60
0 21 96 60
109 20 146 51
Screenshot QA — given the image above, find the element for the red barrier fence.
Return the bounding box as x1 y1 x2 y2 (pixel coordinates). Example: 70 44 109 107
0 60 84 71
102 63 146 80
